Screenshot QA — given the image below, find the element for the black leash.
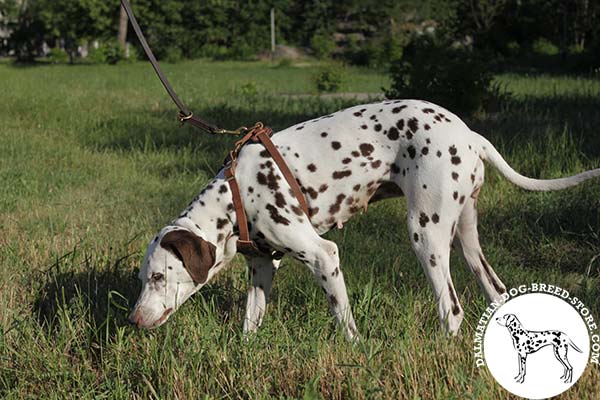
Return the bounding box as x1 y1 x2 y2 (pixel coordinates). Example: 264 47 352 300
120 0 247 135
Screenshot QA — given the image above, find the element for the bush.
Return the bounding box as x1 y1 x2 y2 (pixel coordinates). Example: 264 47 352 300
88 41 132 65
344 32 405 67
314 65 344 93
532 38 559 56
163 47 183 63
87 45 107 64
310 32 335 60
276 58 294 68
47 47 69 64
385 36 502 115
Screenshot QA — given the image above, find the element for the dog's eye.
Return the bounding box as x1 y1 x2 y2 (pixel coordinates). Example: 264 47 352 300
151 272 164 282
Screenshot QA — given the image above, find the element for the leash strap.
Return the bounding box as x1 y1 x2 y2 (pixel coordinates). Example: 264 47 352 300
224 124 309 255
120 0 223 133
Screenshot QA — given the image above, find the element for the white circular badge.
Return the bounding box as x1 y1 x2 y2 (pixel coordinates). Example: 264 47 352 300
484 293 590 399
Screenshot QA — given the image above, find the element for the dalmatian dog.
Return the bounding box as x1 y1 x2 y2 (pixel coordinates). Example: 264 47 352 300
496 314 583 383
129 99 600 340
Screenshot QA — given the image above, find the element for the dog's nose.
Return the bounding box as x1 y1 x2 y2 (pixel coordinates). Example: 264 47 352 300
129 310 143 326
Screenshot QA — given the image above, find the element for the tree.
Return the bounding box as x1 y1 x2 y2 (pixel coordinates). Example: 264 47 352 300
38 0 113 62
117 5 128 47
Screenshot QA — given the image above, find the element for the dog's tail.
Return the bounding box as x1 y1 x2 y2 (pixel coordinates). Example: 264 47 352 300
475 133 600 191
569 338 583 353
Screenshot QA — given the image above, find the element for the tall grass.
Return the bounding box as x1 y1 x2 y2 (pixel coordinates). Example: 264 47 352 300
0 61 599 398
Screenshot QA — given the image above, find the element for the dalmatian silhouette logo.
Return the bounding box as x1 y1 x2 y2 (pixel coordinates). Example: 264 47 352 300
496 313 583 384
482 292 592 399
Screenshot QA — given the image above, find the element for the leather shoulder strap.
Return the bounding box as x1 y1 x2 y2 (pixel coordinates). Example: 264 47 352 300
254 130 309 216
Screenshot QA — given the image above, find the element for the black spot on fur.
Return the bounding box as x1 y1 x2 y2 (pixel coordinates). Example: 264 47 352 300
452 172 459 181
429 254 437 267
436 150 442 157
353 184 361 191
391 163 401 174
407 145 416 159
216 218 228 229
351 150 360 157
421 147 429 155
321 132 328 137
257 172 267 185
451 156 461 165
397 119 405 130
453 191 458 200
329 194 346 214
371 160 382 169
414 233 419 242
407 117 419 133
359 143 374 156
331 141 341 150
387 127 400 140
374 123 382 132
432 213 439 223
392 105 407 113
342 157 352 164
275 192 286 208
329 295 338 306
266 204 290 225
422 108 435 114
448 145 457 156
419 212 430 227
259 149 270 158
307 163 317 172
361 124 368 130
333 170 352 179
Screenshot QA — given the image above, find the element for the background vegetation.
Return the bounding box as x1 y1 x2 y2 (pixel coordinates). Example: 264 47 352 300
1 0 600 69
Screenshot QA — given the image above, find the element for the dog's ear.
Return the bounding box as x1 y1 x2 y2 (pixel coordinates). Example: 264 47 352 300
160 230 216 284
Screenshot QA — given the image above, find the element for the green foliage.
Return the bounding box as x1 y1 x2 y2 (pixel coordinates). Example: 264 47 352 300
310 31 336 59
88 41 131 65
47 47 69 64
276 57 294 68
386 35 500 115
532 37 560 56
314 65 345 93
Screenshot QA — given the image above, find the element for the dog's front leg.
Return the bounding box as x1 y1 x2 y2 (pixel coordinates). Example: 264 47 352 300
301 239 359 341
243 256 281 336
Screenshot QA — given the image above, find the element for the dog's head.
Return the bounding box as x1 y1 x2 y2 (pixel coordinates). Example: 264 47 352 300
496 313 520 328
129 226 234 328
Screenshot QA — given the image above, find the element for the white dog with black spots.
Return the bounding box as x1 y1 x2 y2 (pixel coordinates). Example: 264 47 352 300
129 99 600 340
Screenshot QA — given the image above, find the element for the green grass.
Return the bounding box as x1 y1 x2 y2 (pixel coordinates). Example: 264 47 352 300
1 60 599 398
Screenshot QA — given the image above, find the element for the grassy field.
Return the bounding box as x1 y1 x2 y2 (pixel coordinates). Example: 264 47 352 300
1 59 599 399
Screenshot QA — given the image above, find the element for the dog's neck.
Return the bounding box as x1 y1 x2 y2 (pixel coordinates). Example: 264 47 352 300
172 174 237 244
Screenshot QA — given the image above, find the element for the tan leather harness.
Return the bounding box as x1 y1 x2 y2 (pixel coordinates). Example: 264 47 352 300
224 123 309 255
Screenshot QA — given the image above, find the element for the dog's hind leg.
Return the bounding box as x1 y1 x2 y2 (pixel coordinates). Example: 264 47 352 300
556 345 574 383
243 256 281 336
455 195 507 304
553 346 570 380
407 206 464 335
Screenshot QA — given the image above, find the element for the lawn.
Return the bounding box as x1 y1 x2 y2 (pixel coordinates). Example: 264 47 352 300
1 60 599 399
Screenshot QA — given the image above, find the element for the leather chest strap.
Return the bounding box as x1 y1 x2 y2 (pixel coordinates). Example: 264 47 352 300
253 129 309 216
224 124 310 255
